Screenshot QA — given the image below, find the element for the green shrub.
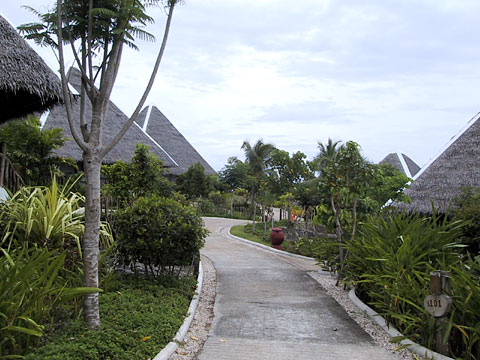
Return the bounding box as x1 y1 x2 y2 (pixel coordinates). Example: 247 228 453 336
102 144 174 206
195 197 217 216
114 195 207 275
453 187 480 256
449 255 480 359
284 235 339 267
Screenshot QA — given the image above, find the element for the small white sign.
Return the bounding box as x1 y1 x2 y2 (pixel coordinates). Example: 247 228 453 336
424 294 452 317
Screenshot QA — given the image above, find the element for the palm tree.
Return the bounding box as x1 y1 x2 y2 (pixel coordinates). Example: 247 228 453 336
314 138 343 174
241 139 275 234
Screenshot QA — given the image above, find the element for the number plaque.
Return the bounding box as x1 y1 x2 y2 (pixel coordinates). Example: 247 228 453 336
424 294 452 317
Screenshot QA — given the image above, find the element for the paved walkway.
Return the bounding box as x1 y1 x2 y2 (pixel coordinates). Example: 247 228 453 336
197 218 402 360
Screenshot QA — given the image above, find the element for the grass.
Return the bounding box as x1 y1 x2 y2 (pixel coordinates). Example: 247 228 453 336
230 223 271 246
24 273 197 360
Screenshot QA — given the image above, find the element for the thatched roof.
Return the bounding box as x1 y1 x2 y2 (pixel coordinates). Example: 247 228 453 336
136 106 216 176
43 68 176 167
0 15 62 124
379 152 420 178
43 68 216 176
393 112 480 214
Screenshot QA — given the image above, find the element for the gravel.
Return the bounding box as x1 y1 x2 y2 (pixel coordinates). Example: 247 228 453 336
170 255 216 360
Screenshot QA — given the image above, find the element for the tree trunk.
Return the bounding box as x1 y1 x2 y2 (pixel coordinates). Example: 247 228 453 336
82 151 102 329
330 195 344 280
0 142 6 188
252 194 256 235
262 203 266 237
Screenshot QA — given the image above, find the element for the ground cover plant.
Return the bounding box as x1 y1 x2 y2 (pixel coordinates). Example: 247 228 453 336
24 273 197 360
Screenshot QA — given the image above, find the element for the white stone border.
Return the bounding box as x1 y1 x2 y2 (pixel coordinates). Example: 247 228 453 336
154 261 204 360
349 288 454 360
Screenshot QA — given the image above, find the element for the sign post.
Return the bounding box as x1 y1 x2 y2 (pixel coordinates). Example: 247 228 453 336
424 270 452 356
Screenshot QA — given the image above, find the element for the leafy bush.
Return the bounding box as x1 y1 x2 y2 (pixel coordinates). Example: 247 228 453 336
114 195 207 275
284 235 339 268
345 211 465 349
195 197 217 216
454 187 480 256
102 144 173 206
25 273 196 360
0 247 98 358
176 162 213 199
0 115 69 186
449 255 480 359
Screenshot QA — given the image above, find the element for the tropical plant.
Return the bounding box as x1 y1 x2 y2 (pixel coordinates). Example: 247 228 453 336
0 115 69 186
0 246 99 358
4 177 84 252
453 187 480 256
313 138 343 174
241 139 275 234
316 141 372 275
19 0 181 328
345 211 465 346
449 255 480 359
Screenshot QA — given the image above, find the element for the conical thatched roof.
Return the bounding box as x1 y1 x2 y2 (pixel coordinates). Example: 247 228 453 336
394 112 480 214
0 15 62 124
43 68 176 168
136 106 216 176
43 69 216 177
379 152 420 178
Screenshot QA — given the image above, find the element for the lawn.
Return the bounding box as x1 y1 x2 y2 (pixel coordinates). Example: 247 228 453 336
230 223 271 246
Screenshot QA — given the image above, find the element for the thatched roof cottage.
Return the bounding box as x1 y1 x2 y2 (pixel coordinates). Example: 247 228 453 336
137 105 216 176
42 68 215 177
379 152 420 178
394 112 480 214
0 15 62 123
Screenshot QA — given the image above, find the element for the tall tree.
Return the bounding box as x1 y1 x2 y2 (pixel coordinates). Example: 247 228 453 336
20 0 180 329
176 162 212 199
317 141 371 278
313 138 343 174
241 139 275 234
266 149 314 224
218 157 252 192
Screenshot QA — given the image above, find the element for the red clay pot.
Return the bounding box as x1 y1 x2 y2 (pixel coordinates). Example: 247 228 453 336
270 227 284 250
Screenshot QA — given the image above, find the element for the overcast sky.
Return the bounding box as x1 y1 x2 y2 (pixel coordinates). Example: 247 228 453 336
3 0 480 171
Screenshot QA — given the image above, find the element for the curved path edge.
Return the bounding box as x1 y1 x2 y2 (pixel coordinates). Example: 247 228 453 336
227 224 454 360
154 261 204 360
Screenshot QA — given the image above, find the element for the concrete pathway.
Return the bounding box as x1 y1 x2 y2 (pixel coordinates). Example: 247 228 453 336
197 217 402 360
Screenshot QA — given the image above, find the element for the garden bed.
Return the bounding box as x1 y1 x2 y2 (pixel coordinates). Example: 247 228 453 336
25 273 197 360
